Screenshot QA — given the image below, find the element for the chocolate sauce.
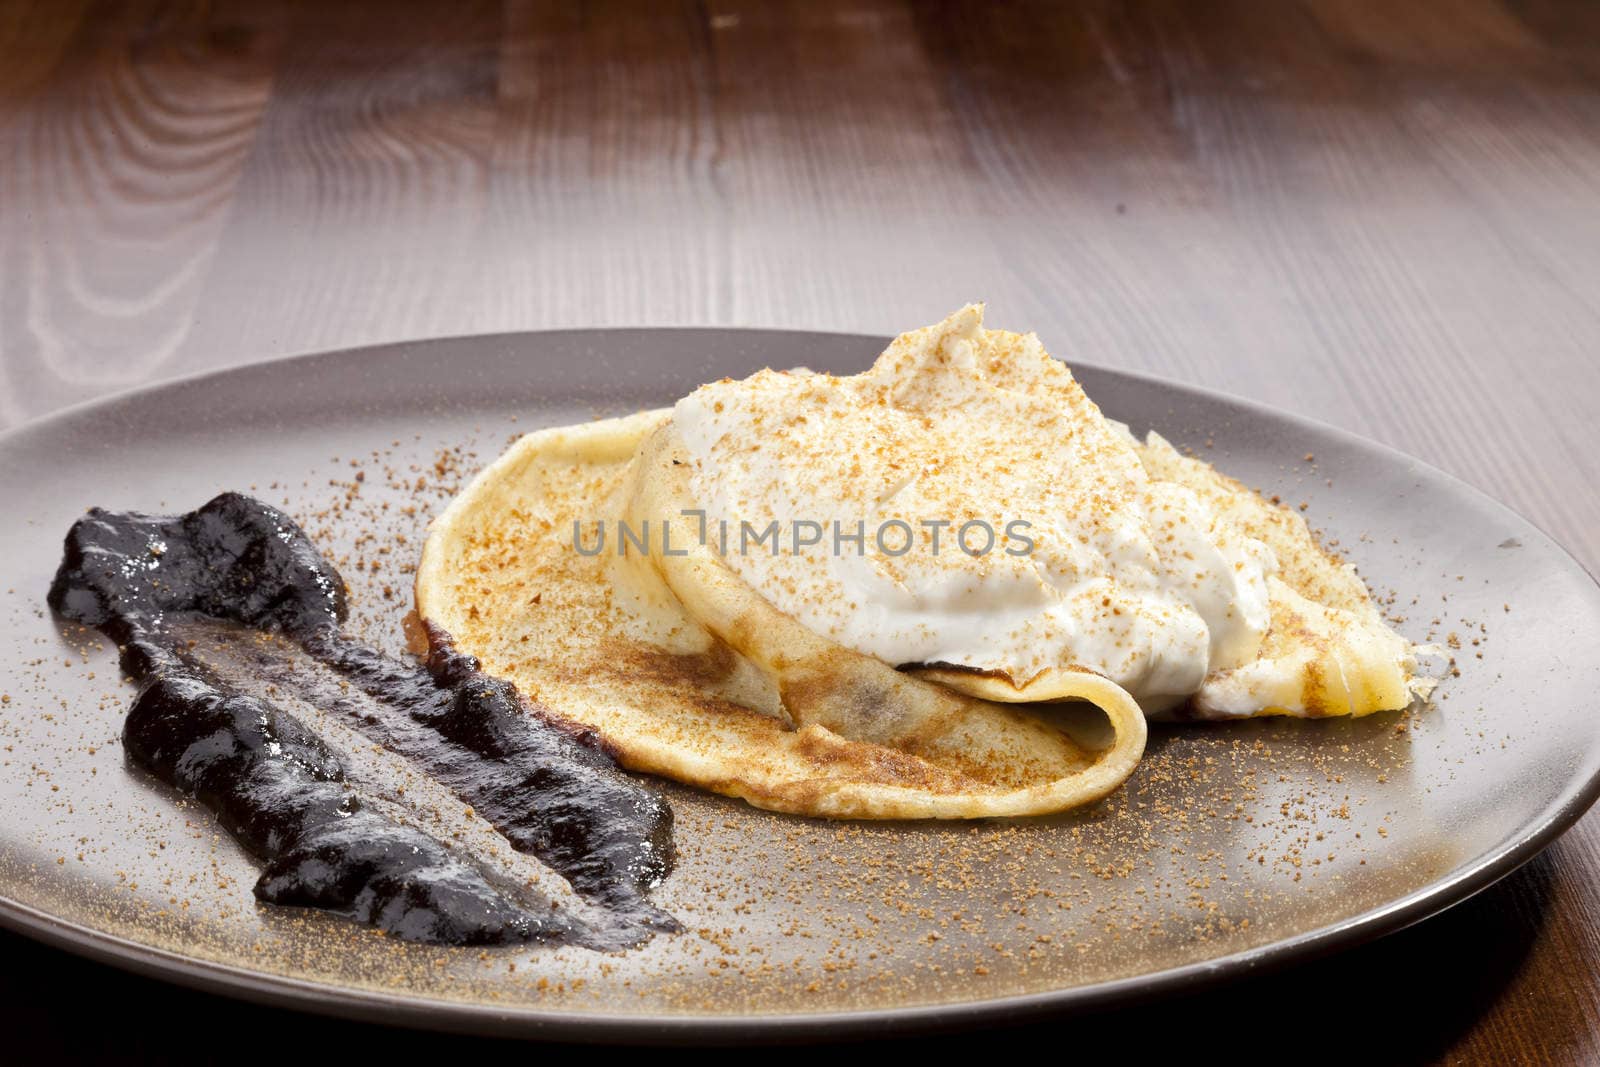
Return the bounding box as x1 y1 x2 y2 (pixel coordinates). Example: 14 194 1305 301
297 632 679 930
49 492 678 947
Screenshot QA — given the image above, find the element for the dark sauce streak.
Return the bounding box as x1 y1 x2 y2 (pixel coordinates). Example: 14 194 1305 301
48 493 679 947
299 631 679 930
897 660 1012 679
125 667 573 946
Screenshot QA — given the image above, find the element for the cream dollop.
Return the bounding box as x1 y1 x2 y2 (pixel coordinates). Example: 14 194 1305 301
671 305 1276 711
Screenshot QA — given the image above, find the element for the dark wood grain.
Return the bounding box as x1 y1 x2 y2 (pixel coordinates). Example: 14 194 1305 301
2 1 1598 1061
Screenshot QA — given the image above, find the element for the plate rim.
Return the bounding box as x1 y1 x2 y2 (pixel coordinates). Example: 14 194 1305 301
3 327 1598 1042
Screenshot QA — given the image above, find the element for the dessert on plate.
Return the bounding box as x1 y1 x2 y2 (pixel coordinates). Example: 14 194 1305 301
417 305 1428 819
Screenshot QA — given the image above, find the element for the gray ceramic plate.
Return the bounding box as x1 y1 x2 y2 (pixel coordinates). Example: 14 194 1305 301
1 330 1598 1042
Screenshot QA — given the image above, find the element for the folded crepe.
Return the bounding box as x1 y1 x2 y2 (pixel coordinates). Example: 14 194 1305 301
416 309 1424 819
416 411 1146 818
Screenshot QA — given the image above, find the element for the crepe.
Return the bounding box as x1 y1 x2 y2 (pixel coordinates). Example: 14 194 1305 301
416 313 1426 819
415 412 1148 819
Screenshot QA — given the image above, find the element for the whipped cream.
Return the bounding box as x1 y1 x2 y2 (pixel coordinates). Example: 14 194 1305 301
671 305 1276 710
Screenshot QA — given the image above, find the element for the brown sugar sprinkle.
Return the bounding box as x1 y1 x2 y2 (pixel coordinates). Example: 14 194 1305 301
671 313 1380 682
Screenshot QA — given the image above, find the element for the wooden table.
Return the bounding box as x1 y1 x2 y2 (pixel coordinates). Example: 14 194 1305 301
3 1 1598 1060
